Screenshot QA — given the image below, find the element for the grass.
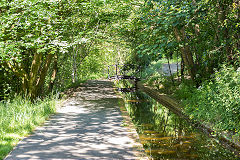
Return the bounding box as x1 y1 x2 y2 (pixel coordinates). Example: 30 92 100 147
0 95 58 160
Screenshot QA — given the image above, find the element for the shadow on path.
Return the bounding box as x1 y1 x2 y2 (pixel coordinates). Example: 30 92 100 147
5 80 140 160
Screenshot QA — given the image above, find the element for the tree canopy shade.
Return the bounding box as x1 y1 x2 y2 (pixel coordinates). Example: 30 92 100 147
0 0 239 99
124 0 240 85
0 0 139 99
1 0 63 99
1 1 240 157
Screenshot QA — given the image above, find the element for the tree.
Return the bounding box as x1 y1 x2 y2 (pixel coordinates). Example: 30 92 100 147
126 0 239 84
0 0 67 99
0 0 140 99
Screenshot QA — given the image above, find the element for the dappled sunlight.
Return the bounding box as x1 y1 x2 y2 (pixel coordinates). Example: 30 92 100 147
5 80 141 160
58 105 91 114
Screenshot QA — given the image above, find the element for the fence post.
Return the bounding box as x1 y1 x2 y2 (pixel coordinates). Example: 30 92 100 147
115 64 118 76
108 66 110 79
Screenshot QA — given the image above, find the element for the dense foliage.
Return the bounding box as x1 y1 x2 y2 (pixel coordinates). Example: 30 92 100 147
124 0 239 84
0 0 137 99
179 66 240 133
0 0 239 157
3 0 238 98
120 0 240 139
0 0 65 99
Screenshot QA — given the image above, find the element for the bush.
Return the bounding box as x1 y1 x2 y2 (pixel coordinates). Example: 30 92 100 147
183 66 240 133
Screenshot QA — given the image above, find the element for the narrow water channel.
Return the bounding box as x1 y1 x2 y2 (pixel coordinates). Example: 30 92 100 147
122 91 237 160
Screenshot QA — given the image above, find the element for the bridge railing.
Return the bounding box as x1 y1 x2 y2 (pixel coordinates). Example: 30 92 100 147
107 64 141 92
107 64 142 80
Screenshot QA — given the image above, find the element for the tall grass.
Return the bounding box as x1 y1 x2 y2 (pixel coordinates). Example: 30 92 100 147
0 96 58 160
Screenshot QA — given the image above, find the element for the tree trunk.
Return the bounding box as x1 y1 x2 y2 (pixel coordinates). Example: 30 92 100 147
181 59 185 81
219 1 233 62
28 52 43 97
48 53 58 93
72 45 78 83
167 56 174 85
31 53 54 99
174 27 196 82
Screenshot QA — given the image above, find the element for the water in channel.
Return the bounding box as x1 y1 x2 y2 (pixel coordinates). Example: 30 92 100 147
122 91 238 160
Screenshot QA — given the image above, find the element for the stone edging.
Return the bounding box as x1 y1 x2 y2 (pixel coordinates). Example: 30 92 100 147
136 82 240 158
118 99 149 160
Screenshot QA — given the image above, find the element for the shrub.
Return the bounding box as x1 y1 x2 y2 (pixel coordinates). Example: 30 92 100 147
183 65 240 133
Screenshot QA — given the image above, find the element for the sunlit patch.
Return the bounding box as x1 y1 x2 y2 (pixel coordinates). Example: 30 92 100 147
143 130 158 134
140 123 154 127
0 141 10 146
90 143 109 150
108 137 134 145
3 134 22 140
145 149 176 154
127 100 141 103
58 105 90 114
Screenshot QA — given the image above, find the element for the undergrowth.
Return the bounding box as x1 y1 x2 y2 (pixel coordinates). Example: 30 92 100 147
178 66 240 135
0 96 58 160
143 63 240 142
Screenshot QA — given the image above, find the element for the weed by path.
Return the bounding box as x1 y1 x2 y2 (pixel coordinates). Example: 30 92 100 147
0 96 57 160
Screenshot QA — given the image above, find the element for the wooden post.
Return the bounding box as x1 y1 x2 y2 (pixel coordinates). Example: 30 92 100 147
108 66 110 79
134 79 138 90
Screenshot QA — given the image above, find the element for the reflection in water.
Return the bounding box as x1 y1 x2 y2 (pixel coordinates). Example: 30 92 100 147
123 91 237 160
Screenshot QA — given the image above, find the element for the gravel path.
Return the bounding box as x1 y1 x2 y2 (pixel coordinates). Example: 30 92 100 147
5 80 143 160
